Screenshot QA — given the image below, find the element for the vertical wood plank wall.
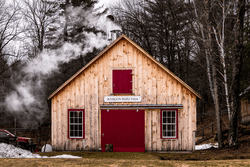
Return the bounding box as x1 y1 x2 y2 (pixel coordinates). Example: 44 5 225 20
241 99 250 125
51 38 197 151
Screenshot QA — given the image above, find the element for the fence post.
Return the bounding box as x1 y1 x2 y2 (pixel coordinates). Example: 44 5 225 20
37 123 41 146
193 131 196 151
14 118 16 136
212 123 213 134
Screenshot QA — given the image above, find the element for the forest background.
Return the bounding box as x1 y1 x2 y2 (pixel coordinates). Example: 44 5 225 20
0 0 249 148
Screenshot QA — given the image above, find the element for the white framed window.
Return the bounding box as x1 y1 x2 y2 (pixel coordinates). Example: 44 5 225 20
68 109 84 139
161 109 178 139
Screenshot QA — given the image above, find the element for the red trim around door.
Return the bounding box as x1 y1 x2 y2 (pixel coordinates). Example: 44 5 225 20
101 109 145 152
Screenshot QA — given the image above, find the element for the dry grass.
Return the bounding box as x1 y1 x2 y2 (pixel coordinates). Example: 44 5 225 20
1 147 250 166
0 158 250 167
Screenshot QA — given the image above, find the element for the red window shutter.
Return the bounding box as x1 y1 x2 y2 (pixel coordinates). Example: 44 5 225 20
113 70 120 94
113 69 132 94
124 70 132 94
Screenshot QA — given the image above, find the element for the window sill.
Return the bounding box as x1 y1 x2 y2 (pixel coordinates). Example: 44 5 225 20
69 138 85 139
161 138 178 141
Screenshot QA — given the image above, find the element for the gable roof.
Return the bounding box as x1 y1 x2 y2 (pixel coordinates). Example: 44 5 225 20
48 34 201 99
240 86 250 97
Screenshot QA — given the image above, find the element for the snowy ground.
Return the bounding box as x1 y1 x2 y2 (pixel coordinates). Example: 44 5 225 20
0 143 82 158
0 142 218 158
195 143 218 150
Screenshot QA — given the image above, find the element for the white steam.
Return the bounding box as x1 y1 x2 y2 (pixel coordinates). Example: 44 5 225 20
5 82 35 112
4 4 114 128
23 32 109 76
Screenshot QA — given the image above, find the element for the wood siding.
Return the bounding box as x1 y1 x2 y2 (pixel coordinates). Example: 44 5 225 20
51 38 197 151
241 99 250 125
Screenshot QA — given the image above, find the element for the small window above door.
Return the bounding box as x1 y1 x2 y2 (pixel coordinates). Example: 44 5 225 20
113 69 133 94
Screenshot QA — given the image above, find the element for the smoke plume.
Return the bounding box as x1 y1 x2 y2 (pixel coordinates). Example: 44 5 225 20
4 5 113 128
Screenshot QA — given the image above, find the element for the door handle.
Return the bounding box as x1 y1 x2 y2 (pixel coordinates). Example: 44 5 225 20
102 133 104 137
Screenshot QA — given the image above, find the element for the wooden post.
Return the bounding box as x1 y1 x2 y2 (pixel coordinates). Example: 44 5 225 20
38 123 41 146
14 117 16 136
181 131 182 151
212 124 214 134
193 131 196 151
202 129 204 139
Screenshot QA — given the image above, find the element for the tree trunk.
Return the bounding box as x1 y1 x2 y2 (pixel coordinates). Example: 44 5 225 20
193 0 223 147
229 0 245 147
212 59 222 148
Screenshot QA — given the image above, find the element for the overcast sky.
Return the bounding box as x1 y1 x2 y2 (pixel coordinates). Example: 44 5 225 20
96 0 119 8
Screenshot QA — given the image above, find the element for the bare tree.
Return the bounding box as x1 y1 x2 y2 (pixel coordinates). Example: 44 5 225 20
229 0 245 147
21 0 59 56
0 0 23 79
212 0 232 121
192 0 223 148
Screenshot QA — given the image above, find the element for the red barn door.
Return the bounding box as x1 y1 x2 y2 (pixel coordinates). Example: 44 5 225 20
101 109 145 152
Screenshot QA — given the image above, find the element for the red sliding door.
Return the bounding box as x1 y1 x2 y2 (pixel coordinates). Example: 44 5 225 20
101 109 145 152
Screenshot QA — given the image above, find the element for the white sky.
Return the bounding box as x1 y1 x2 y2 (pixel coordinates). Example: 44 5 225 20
96 0 119 8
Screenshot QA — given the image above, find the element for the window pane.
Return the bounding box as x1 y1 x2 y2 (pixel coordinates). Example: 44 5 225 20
168 111 171 117
75 125 78 131
172 118 175 123
172 125 175 131
79 131 82 137
162 110 177 138
76 112 79 117
75 131 79 137
75 117 78 123
163 131 166 137
73 131 76 137
69 110 84 138
168 118 171 123
163 111 166 117
1 132 7 137
172 111 175 117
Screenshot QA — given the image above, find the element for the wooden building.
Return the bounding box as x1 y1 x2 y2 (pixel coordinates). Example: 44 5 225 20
241 86 250 125
48 34 201 152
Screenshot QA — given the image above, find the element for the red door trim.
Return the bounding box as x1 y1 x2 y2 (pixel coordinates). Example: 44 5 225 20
101 109 145 152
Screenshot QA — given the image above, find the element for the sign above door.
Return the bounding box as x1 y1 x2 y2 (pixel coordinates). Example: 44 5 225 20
104 96 142 103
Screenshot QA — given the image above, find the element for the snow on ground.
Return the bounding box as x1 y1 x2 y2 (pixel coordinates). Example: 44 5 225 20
0 142 218 157
0 143 82 158
195 143 218 150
